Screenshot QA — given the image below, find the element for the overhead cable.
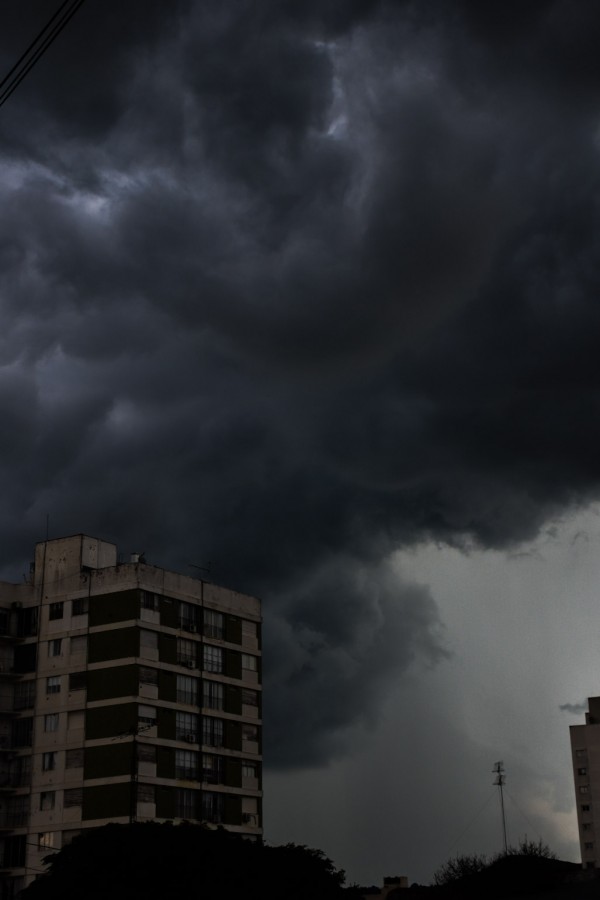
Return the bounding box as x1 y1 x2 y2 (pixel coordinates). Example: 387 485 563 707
0 0 86 111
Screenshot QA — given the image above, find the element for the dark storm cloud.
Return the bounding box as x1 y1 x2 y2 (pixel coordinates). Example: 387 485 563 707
266 561 446 766
0 0 599 764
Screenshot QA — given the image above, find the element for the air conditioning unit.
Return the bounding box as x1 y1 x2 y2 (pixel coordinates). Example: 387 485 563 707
184 660 195 669
184 734 197 743
186 624 197 633
10 602 22 610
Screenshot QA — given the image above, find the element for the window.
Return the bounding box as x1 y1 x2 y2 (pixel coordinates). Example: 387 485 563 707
38 832 55 849
17 606 38 637
8 797 29 827
585 841 594 850
176 711 198 742
63 788 83 808
201 791 223 824
202 717 224 747
241 653 258 671
242 724 258 744
42 752 56 772
141 591 159 611
583 823 593 831
40 791 55 811
46 676 61 695
203 680 223 710
202 754 224 784
12 717 33 747
4 834 26 868
49 602 64 620
176 675 198 706
175 788 197 819
242 689 258 707
138 705 157 728
44 714 59 733
203 610 224 640
48 639 62 657
242 762 257 779
203 645 223 673
576 748 587 758
177 638 196 667
583 804 591 812
13 643 36 674
69 672 87 691
137 784 155 803
13 680 35 711
66 748 84 768
243 806 258 826
175 750 198 780
137 744 156 763
139 666 158 686
72 597 88 616
580 785 590 794
10 756 31 788
179 601 199 632
579 767 588 776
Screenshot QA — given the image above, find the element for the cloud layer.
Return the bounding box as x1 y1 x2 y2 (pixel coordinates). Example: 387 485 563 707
0 0 599 765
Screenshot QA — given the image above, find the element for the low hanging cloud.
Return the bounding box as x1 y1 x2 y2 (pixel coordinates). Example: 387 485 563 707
0 0 599 767
265 559 448 766
559 702 588 716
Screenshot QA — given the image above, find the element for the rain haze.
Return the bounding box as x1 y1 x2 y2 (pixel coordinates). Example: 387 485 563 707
1 0 600 885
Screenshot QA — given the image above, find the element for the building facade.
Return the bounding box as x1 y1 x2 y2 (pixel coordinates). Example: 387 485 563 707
0 534 262 897
570 696 600 870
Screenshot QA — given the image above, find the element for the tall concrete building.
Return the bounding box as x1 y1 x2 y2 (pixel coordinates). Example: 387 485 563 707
570 697 600 870
0 534 262 898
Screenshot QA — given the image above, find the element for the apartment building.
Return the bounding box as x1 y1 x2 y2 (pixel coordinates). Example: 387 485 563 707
0 534 262 898
570 696 600 870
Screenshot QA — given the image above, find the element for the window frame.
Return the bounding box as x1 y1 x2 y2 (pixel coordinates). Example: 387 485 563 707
72 597 89 616
203 645 223 674
40 791 55 811
176 674 198 706
48 602 64 621
48 639 62 658
202 680 224 710
175 711 199 742
42 752 56 772
46 676 61 695
202 716 224 748
44 713 59 733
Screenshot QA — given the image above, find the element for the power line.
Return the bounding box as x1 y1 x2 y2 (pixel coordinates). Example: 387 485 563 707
0 0 86 111
438 789 497 862
503 785 547 845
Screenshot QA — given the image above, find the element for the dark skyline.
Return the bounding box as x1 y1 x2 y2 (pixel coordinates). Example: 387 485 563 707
0 0 599 882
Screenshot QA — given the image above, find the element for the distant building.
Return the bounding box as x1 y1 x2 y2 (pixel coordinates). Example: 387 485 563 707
0 534 262 898
570 697 600 869
360 876 409 899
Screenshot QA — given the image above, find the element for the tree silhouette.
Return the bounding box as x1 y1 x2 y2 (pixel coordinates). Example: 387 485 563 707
21 823 351 900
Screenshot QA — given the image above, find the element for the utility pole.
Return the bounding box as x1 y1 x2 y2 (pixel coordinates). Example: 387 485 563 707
493 761 508 854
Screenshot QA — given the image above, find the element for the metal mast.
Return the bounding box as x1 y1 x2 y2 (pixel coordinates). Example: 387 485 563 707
493 761 508 853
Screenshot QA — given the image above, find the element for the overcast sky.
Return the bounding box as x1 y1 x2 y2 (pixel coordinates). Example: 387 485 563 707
1 0 600 885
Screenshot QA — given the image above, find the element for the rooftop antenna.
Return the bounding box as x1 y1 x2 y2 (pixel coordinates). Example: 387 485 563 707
493 761 508 854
